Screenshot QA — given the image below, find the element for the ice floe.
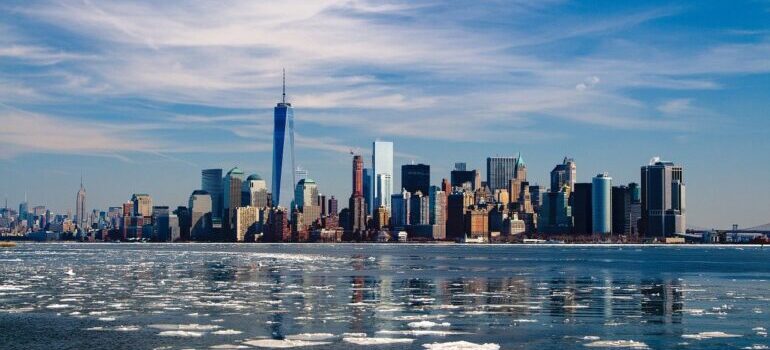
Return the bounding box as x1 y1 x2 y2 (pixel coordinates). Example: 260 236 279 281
343 337 414 345
584 340 649 348
242 339 332 348
422 341 500 350
158 330 204 337
285 333 336 341
408 321 451 328
681 331 742 340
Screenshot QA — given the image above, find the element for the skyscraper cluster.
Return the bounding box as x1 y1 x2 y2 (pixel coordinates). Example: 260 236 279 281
0 74 688 243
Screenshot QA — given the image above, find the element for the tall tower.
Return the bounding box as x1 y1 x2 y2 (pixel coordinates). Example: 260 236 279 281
76 176 86 228
372 141 394 213
592 173 612 234
640 158 686 237
349 154 367 236
271 69 295 207
201 169 223 221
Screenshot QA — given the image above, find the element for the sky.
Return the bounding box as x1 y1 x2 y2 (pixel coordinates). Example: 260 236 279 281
0 0 769 229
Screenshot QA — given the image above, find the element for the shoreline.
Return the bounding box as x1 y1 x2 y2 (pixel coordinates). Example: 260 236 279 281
2 241 767 248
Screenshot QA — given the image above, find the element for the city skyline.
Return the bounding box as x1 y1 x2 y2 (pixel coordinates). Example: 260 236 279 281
1 1 769 228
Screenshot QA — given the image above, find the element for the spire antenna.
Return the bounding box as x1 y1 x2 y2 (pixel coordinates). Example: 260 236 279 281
282 68 286 103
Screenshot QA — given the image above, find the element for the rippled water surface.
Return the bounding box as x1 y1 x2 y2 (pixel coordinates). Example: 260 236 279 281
1 243 769 349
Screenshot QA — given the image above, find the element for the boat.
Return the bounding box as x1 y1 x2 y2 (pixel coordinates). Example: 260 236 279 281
0 241 17 248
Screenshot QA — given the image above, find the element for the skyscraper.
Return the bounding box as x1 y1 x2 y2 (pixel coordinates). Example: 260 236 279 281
538 191 572 234
223 167 245 239
363 168 373 214
402 163 430 195
451 168 480 190
612 185 634 235
131 194 152 217
201 169 223 221
245 174 269 208
571 183 593 235
189 190 212 241
514 152 527 181
550 157 577 193
390 189 411 229
349 154 367 235
271 70 295 206
76 177 86 228
486 157 516 191
592 173 612 234
294 178 318 209
372 141 394 213
641 159 686 238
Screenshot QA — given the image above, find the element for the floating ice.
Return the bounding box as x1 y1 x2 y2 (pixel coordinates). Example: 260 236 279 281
408 321 451 328
584 340 649 348
242 339 331 348
377 330 471 336
212 329 243 335
285 333 336 341
422 341 500 350
158 330 204 337
46 304 71 309
149 323 221 331
343 337 414 345
681 331 742 340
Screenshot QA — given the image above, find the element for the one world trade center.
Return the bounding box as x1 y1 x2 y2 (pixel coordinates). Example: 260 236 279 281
271 70 295 206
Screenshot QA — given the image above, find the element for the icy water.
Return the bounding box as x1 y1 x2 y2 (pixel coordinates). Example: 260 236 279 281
0 244 769 350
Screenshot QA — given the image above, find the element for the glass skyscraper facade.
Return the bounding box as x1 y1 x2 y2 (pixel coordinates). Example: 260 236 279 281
201 169 223 221
592 173 612 234
372 141 393 214
486 157 516 191
641 159 686 237
271 82 295 207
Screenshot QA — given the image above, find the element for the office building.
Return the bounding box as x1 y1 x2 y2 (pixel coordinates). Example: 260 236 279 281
486 156 516 191
538 191 572 234
465 208 489 241
201 169 223 221
328 196 338 217
189 190 212 241
294 178 318 209
451 168 480 190
550 157 577 193
152 206 171 241
446 190 474 241
132 194 152 218
372 141 394 213
612 185 634 235
390 189 411 229
592 173 612 234
410 190 429 226
571 183 592 235
236 206 260 242
223 167 245 239
641 159 686 237
271 71 295 206
349 154 367 235
244 174 268 208
363 168 373 214
402 163 430 195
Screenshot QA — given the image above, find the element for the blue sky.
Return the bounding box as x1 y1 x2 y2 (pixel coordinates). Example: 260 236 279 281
1 0 769 228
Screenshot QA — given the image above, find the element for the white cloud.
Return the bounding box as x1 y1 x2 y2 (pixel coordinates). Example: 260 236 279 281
0 0 767 159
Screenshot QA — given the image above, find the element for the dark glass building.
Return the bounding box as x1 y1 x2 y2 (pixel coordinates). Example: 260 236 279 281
572 183 592 235
402 163 430 195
